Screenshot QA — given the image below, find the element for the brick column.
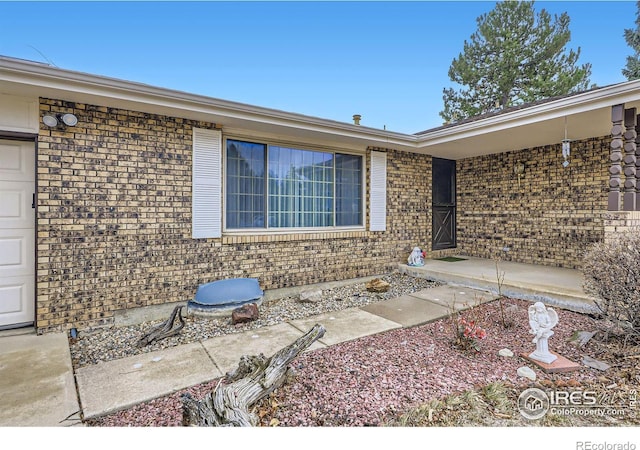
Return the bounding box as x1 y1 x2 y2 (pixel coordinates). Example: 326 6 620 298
635 114 640 210
624 108 637 211
609 104 624 211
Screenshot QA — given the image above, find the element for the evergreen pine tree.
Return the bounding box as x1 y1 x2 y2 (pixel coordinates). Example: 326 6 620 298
623 1 640 80
440 1 591 123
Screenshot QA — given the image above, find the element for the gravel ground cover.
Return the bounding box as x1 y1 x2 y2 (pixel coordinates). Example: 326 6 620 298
70 272 438 368
86 296 639 427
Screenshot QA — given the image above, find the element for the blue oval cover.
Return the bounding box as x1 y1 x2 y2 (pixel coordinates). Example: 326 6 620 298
192 278 263 306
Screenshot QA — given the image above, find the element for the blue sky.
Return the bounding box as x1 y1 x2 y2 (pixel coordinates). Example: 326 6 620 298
0 1 637 134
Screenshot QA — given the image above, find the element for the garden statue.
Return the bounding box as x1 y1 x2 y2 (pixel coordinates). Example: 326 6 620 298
527 302 559 364
407 247 425 266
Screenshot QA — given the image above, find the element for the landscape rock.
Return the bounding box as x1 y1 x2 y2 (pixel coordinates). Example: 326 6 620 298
571 330 597 347
517 366 537 381
69 272 438 368
231 303 259 324
505 304 520 315
299 289 323 303
498 348 514 357
365 278 391 293
582 355 611 371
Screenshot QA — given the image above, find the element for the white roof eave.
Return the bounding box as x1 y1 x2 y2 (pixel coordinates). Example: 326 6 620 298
0 56 418 152
3 56 640 158
418 81 640 143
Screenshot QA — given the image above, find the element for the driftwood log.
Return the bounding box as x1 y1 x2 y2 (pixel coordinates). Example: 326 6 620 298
181 323 325 426
137 305 185 347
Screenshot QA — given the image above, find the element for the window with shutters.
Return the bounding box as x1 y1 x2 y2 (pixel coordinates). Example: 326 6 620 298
225 139 364 230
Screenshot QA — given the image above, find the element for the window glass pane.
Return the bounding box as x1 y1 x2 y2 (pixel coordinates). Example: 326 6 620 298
433 157 455 205
225 140 363 230
335 153 363 226
268 146 334 228
226 140 266 228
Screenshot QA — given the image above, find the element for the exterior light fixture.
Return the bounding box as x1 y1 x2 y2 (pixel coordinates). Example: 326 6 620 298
61 113 78 126
42 114 58 127
562 139 571 168
514 161 525 189
42 113 78 128
562 116 570 168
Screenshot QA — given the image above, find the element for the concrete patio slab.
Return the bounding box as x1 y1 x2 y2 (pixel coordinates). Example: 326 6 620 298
361 294 450 327
202 322 326 374
76 341 221 419
399 256 598 313
289 308 402 346
0 332 80 427
408 284 498 311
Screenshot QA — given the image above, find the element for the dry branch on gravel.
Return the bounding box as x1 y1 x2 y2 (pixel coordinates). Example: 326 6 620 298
136 305 185 347
181 323 325 426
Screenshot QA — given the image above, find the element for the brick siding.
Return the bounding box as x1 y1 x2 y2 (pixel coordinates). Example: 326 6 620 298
36 99 431 332
456 136 609 268
603 211 640 242
35 98 615 332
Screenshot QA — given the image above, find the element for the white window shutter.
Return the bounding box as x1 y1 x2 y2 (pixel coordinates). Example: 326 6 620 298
192 128 222 238
369 151 387 231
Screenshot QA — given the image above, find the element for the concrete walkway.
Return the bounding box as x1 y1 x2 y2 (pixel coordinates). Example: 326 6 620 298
75 284 495 420
0 330 81 427
0 284 495 425
0 259 598 425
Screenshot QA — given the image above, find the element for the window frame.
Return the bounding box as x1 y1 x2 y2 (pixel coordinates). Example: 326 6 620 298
223 136 366 234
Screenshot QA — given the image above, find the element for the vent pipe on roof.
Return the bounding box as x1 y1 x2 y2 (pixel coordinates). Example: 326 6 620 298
352 114 361 125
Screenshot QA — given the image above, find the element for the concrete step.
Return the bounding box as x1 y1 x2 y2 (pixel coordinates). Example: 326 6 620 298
399 258 599 314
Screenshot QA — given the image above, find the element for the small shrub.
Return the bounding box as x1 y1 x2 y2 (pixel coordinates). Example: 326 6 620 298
495 259 507 328
583 231 640 340
448 295 488 352
453 316 487 352
494 259 516 328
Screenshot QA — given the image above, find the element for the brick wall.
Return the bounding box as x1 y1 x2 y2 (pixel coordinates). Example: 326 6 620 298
456 136 609 268
603 211 640 243
36 99 432 332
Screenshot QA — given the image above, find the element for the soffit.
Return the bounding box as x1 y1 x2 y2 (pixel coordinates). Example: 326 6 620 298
414 81 640 159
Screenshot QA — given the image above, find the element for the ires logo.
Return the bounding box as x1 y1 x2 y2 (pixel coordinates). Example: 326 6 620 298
518 387 631 420
518 388 550 420
548 390 597 406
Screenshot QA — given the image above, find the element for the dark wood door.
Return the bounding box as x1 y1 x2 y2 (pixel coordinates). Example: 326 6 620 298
432 157 456 250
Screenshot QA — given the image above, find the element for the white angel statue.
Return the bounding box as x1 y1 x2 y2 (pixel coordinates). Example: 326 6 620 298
527 302 559 364
407 247 425 266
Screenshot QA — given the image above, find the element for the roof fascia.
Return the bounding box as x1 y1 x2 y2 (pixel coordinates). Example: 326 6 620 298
5 57 640 154
415 81 640 148
0 57 417 150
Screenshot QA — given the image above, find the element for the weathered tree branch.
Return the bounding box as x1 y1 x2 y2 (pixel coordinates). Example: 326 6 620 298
182 323 325 426
137 305 185 347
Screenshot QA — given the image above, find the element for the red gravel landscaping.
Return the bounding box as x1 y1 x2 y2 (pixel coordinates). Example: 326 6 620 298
86 298 618 427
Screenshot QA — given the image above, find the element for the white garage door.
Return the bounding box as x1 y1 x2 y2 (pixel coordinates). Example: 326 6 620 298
0 139 35 329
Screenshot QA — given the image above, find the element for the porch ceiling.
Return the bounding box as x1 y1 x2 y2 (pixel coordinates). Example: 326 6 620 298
415 83 640 160
416 107 621 160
